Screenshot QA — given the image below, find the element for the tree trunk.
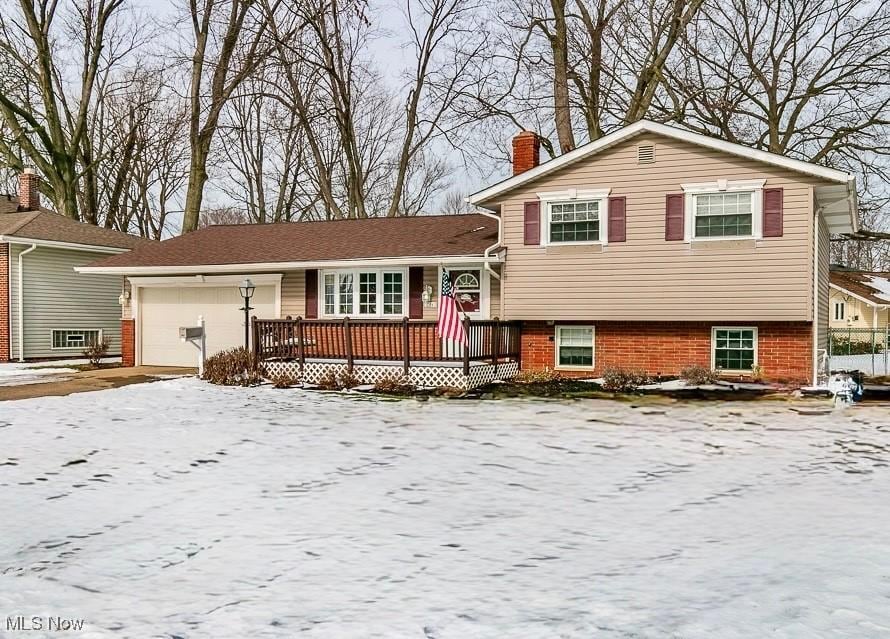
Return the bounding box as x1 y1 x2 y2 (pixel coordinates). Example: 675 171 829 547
550 0 575 153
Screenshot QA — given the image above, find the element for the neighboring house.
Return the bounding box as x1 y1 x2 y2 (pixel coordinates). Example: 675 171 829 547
829 269 890 330
0 170 151 362
79 120 859 386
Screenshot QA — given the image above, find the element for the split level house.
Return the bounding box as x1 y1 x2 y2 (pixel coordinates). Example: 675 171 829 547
1 170 151 362
78 120 859 387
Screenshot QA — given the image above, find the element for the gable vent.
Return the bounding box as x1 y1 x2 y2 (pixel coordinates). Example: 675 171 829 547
637 144 655 164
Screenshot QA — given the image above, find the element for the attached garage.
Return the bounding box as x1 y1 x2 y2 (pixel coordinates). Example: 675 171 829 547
134 276 280 367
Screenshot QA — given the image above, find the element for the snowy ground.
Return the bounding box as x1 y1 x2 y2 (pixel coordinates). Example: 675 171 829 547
0 358 121 387
1 379 889 638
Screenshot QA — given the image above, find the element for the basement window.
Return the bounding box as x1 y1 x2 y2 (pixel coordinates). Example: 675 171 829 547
712 327 757 372
52 329 102 350
555 325 595 369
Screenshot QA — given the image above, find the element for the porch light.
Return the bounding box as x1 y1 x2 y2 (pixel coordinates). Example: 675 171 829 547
239 279 256 300
239 279 255 349
422 284 433 305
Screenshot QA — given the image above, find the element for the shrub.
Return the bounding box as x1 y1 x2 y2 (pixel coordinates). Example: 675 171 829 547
680 364 718 385
338 370 361 389
316 369 341 390
829 336 884 356
513 367 562 384
315 369 361 390
270 371 298 388
201 347 261 386
82 338 110 367
601 367 649 392
374 374 415 394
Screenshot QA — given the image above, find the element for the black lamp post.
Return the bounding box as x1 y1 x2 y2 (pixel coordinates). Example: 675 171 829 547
239 278 256 349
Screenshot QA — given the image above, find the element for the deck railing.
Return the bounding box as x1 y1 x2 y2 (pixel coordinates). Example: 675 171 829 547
252 316 521 376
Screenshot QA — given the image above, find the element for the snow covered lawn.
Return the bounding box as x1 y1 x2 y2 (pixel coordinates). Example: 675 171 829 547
1 379 889 638
0 358 121 387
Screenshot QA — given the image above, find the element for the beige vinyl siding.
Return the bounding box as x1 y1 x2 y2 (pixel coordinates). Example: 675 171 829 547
281 270 305 318
9 245 124 359
497 133 833 321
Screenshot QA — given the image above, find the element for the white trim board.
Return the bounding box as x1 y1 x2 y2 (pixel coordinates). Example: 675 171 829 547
467 120 858 233
469 120 854 205
829 282 890 309
0 235 130 254
76 254 500 276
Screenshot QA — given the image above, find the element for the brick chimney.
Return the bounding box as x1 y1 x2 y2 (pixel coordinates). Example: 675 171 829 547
18 168 40 211
512 130 540 175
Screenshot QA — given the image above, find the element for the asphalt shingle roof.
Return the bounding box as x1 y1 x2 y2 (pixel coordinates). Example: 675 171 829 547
87 214 498 269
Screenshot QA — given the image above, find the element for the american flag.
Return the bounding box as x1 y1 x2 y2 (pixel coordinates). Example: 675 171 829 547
437 270 467 345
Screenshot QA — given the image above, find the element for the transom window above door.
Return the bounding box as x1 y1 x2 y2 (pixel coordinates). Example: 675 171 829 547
322 269 405 317
448 269 481 313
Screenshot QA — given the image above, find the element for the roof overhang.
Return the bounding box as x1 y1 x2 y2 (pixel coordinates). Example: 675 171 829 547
75 254 500 276
829 282 889 308
468 120 858 233
0 235 130 254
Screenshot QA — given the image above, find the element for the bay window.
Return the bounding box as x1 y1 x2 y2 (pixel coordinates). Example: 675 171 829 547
321 269 406 317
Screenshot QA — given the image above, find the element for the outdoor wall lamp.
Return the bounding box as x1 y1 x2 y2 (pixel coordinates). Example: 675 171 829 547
422 284 434 305
239 278 255 349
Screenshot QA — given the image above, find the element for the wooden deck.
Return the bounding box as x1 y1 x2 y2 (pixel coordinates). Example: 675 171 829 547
252 317 521 376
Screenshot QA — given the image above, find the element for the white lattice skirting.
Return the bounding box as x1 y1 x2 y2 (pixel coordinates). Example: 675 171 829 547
262 360 520 390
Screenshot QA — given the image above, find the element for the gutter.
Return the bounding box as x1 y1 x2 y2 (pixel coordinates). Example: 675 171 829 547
17 244 37 361
0 235 129 254
75 254 502 276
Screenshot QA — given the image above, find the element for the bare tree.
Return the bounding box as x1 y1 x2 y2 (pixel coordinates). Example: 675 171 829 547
0 0 131 219
179 0 278 233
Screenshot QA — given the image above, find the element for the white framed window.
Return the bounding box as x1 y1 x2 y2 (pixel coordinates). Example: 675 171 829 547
555 325 595 369
682 179 765 241
833 301 845 321
321 268 406 318
51 329 102 350
538 188 610 245
711 326 758 372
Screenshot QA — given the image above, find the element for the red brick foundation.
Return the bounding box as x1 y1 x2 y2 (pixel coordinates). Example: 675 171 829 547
0 244 9 362
121 319 135 367
520 321 812 385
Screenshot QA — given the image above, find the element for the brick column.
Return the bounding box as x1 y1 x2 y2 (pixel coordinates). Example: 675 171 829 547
0 244 9 362
121 319 135 367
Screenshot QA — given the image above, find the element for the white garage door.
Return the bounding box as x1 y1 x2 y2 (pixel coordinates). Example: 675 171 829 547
140 285 277 366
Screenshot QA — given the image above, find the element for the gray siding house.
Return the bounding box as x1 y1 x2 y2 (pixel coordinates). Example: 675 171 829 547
0 170 150 362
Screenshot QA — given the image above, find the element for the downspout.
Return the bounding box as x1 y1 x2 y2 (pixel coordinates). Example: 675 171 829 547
812 207 822 386
477 209 503 319
17 244 37 362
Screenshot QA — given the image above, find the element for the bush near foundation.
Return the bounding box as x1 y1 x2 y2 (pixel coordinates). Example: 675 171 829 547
202 347 262 387
601 367 649 392
373 374 415 394
680 365 718 385
82 338 110 367
513 367 563 384
316 369 361 390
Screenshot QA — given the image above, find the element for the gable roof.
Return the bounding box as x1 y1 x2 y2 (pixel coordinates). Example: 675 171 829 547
0 198 151 251
78 214 499 274
468 120 858 233
830 270 890 307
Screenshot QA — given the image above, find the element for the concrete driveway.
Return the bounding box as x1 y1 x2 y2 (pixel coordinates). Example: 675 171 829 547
0 366 195 401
